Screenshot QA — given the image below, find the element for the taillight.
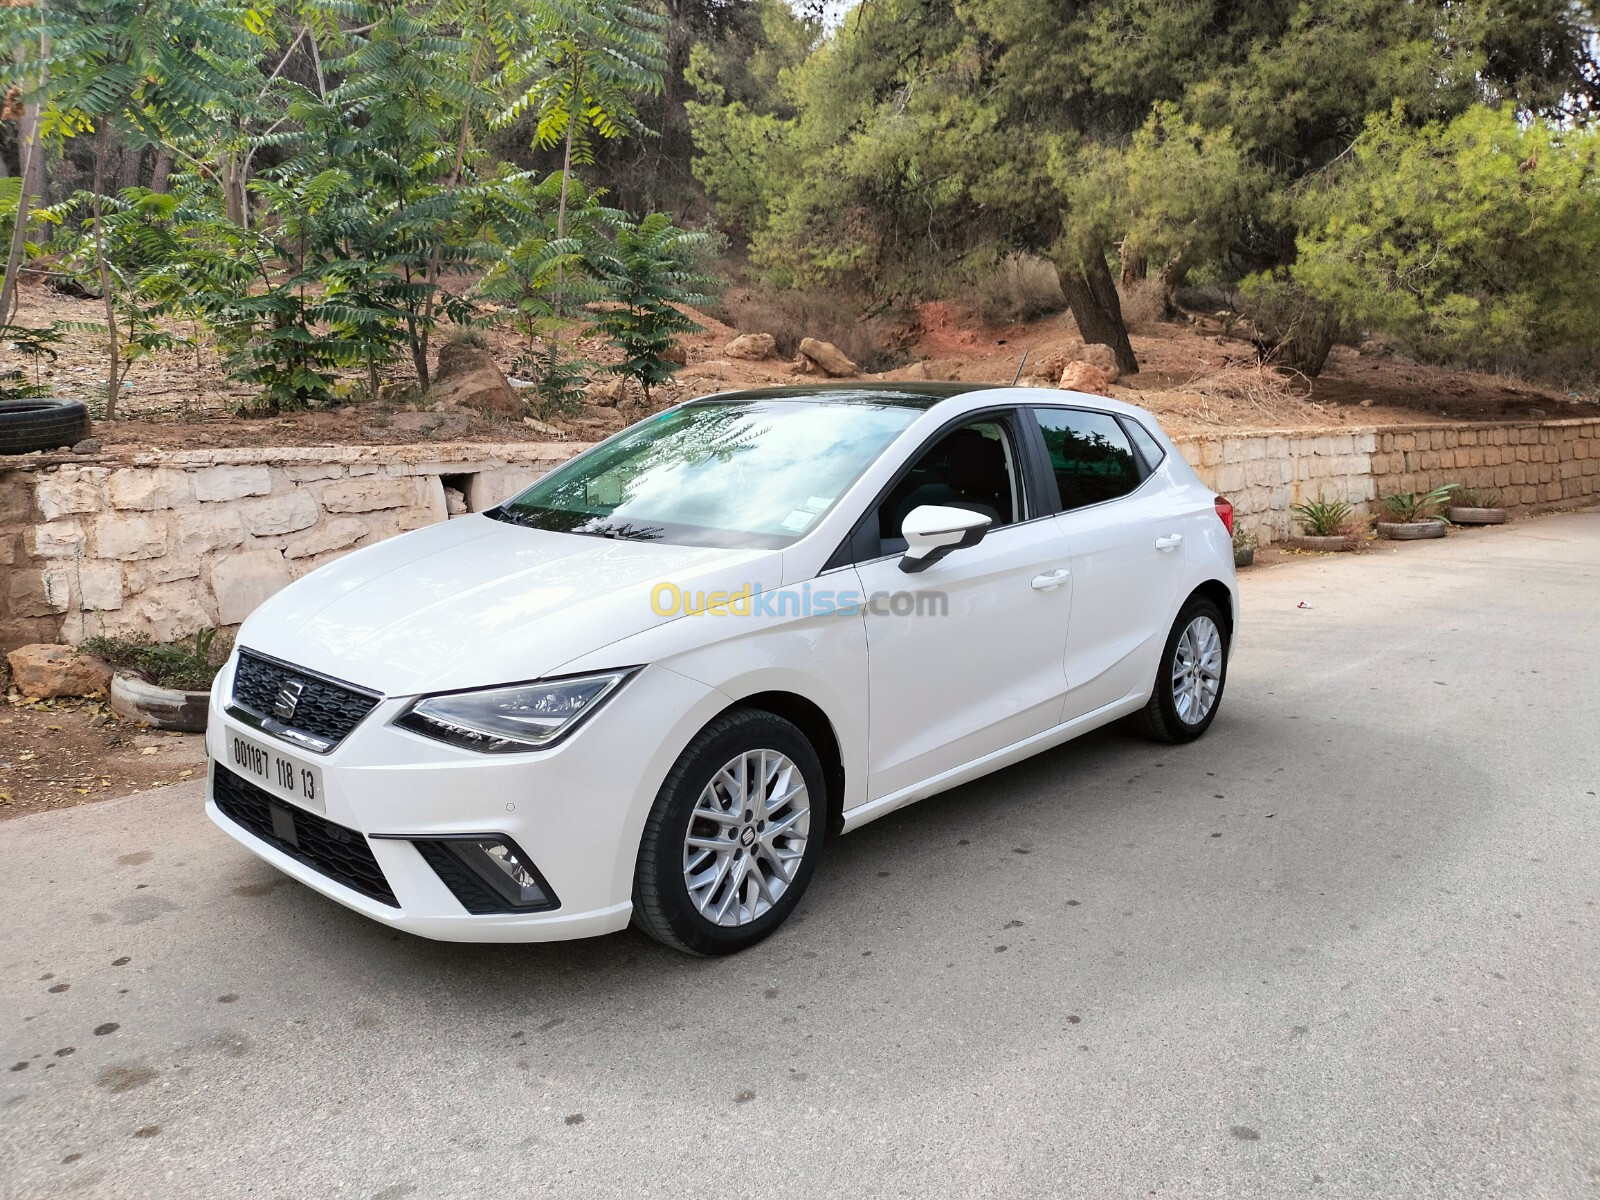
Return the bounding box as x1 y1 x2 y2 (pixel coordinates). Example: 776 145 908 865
1214 495 1234 535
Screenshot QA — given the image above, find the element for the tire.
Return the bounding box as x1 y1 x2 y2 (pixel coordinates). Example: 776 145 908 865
0 399 90 455
632 708 826 956
1134 596 1230 744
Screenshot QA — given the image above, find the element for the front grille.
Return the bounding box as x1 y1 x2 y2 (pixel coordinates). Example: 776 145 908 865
232 650 381 751
213 765 398 907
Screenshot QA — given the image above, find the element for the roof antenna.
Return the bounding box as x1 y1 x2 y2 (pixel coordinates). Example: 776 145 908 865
1010 350 1030 386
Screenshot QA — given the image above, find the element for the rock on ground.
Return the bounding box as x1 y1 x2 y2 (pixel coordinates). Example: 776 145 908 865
6 643 113 699
429 342 522 417
797 337 858 377
1059 361 1118 395
1029 341 1122 387
587 376 630 407
725 333 777 361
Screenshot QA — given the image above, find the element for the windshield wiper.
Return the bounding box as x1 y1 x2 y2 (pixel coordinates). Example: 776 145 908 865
585 521 664 542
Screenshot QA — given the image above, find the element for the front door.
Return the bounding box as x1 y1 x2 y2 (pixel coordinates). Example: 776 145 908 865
852 414 1072 801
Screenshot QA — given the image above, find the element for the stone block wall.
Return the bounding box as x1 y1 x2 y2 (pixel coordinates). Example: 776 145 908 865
1 443 579 653
1174 418 1600 543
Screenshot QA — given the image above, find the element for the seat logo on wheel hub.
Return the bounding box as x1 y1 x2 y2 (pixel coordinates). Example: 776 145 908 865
740 826 757 847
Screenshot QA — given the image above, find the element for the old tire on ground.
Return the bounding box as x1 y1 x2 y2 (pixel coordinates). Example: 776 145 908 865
1446 506 1507 526
1290 534 1355 552
1376 521 1447 540
1134 596 1230 744
0 399 90 455
632 708 826 956
109 672 210 733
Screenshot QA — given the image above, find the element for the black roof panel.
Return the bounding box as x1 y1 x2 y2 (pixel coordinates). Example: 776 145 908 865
686 381 1008 410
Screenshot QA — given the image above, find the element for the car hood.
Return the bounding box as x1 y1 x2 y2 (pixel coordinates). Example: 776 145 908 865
236 514 780 696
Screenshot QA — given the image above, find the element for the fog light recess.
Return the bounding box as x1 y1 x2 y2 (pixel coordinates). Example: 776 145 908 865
405 835 559 913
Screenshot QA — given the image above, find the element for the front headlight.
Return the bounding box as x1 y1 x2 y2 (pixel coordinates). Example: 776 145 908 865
395 669 638 753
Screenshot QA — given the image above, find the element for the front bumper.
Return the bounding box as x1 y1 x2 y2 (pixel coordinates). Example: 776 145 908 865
205 658 729 943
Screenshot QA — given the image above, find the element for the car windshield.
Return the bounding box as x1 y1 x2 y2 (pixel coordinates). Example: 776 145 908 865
492 400 921 548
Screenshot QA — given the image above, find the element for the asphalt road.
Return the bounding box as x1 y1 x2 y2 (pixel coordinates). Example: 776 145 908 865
4 511 1599 1200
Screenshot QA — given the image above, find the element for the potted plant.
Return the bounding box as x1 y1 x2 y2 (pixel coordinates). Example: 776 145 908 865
1446 486 1507 526
81 629 228 734
1375 483 1456 540
1289 494 1359 551
1232 527 1259 568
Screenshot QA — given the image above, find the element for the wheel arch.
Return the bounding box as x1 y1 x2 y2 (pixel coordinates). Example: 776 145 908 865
714 690 847 838
1185 578 1236 641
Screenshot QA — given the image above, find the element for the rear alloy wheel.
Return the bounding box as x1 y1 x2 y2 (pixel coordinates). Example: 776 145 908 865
1135 597 1229 743
632 709 825 955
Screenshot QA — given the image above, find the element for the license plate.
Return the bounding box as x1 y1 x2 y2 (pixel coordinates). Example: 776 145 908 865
223 728 325 815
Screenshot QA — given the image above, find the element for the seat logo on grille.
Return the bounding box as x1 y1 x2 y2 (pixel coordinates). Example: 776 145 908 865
272 679 306 720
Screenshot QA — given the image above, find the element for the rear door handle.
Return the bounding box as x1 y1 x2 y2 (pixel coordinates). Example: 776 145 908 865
1154 534 1184 552
1030 568 1071 590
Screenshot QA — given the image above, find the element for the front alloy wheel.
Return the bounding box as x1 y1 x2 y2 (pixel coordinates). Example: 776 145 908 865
634 709 826 955
683 748 812 927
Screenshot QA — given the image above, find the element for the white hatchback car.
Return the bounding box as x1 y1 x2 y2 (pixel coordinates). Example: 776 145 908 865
207 384 1238 954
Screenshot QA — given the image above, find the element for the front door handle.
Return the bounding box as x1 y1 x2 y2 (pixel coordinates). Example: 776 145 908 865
1154 534 1184 552
1030 568 1071 590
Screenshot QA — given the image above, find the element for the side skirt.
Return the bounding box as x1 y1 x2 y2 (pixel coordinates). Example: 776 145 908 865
839 690 1148 835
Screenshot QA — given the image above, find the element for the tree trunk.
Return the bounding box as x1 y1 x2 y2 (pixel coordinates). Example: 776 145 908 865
0 20 46 327
91 122 121 419
1058 253 1138 375
221 153 246 228
149 150 173 194
418 28 485 385
0 97 41 327
1119 250 1147 286
553 122 574 316
1157 255 1190 319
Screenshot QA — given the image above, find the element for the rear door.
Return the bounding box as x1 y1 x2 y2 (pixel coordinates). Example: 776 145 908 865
1025 406 1190 719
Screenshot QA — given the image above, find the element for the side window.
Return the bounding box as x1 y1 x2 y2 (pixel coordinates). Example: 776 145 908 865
1122 417 1166 472
873 418 1023 554
1032 408 1142 511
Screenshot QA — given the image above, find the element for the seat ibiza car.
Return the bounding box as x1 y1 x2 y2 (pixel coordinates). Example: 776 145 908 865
207 383 1238 955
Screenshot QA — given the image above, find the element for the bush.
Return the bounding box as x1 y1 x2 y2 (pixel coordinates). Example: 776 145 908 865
513 340 590 419
1116 278 1168 335
588 213 720 402
1239 276 1343 377
82 629 230 692
970 253 1066 326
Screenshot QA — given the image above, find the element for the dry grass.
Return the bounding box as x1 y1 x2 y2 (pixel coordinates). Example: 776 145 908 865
1116 278 1168 335
970 253 1066 326
1142 362 1320 429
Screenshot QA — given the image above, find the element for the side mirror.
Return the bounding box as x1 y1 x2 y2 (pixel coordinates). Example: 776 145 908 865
898 504 992 573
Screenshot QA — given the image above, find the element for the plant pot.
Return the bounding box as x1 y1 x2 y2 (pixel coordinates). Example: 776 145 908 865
1375 520 1447 541
109 672 210 733
1290 534 1353 552
1446 505 1507 526
1233 547 1255 567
